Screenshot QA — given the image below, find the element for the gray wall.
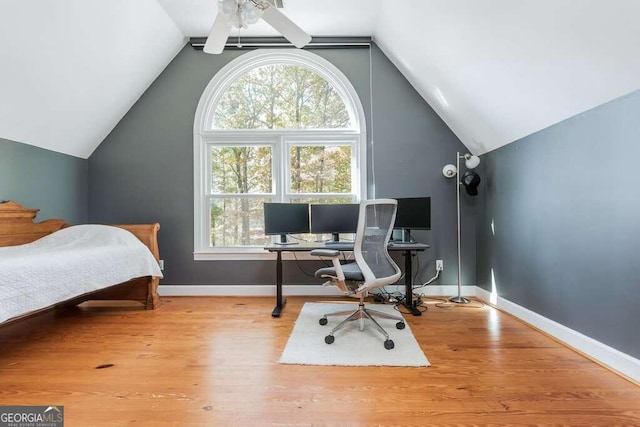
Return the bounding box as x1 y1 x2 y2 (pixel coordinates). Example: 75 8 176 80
0 137 87 223
89 43 471 287
476 89 640 358
370 44 475 286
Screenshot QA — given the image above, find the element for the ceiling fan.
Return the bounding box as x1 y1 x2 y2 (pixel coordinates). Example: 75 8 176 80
204 0 312 54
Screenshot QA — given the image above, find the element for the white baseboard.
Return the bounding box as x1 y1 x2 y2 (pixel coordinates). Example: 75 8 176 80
158 284 472 298
415 285 476 297
474 287 640 384
158 284 345 297
158 283 639 383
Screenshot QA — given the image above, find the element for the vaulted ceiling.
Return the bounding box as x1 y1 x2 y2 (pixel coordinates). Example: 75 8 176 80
2 0 639 159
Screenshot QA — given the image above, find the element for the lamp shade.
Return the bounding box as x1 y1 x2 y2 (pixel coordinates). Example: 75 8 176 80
464 154 480 169
442 164 457 178
220 0 263 29
220 0 238 15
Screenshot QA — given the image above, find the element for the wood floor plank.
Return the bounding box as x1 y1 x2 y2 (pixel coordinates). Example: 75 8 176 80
1 296 638 426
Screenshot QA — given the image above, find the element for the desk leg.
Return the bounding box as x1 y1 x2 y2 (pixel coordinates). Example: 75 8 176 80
271 251 287 317
402 249 422 316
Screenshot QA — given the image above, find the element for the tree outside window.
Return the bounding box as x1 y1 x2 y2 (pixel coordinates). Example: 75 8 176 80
194 50 365 256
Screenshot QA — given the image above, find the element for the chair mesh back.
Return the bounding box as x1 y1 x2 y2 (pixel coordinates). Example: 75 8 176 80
359 202 398 280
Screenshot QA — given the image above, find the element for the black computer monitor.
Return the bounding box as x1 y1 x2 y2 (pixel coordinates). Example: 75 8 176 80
394 197 431 242
310 203 360 243
263 202 310 245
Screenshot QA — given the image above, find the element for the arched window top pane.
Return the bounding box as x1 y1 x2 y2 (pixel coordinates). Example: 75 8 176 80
211 64 353 130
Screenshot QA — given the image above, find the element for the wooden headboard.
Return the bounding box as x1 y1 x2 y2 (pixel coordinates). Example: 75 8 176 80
0 201 68 246
0 201 160 261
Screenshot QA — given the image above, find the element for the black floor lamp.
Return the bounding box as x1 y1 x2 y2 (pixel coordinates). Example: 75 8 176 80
442 152 481 304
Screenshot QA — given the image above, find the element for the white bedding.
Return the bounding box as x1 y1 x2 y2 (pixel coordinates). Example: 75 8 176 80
0 224 163 323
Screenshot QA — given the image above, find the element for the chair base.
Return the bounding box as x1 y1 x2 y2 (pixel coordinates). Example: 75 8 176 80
319 301 405 350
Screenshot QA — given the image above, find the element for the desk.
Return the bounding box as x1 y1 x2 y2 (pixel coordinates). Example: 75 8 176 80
264 241 430 318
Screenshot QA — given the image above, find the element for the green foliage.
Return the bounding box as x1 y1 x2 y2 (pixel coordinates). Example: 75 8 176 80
208 63 355 247
210 146 272 194
213 64 351 129
210 197 271 247
290 146 351 193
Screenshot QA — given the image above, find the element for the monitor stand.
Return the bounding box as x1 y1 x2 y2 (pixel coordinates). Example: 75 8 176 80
397 229 412 243
324 232 342 245
274 234 298 245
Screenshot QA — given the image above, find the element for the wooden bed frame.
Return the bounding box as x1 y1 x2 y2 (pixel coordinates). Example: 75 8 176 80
0 201 161 324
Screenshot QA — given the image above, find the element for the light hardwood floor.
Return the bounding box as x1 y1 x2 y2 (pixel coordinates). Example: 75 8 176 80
1 296 638 426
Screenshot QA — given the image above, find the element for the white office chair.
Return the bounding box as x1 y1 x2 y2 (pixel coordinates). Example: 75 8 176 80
310 199 404 350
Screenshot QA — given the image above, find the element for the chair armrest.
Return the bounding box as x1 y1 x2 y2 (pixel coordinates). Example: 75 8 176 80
310 249 340 258
310 248 345 285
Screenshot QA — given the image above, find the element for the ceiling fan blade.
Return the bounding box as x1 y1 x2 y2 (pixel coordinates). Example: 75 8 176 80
204 12 232 54
261 6 311 48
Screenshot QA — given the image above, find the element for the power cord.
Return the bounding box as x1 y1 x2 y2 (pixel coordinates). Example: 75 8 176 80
292 252 319 277
414 269 441 289
371 288 403 304
394 294 428 315
287 235 312 243
372 286 429 315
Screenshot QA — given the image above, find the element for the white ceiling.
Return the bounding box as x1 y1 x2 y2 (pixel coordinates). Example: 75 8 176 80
1 0 639 158
374 0 640 155
156 0 383 38
0 0 185 158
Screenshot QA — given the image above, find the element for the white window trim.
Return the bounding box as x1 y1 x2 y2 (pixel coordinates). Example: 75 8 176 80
193 49 367 260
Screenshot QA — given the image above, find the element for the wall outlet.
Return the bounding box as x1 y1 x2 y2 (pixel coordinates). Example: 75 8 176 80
159 259 164 270
436 260 444 271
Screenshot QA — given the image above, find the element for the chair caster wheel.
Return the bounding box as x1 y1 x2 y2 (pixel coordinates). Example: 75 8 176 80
384 339 394 350
319 318 328 326
325 335 335 344
396 321 405 330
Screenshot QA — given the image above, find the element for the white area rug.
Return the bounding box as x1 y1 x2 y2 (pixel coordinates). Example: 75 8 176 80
279 302 430 367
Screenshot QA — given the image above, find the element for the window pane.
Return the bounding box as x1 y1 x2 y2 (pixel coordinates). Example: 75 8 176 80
210 198 272 247
289 145 352 193
210 146 272 194
212 64 352 130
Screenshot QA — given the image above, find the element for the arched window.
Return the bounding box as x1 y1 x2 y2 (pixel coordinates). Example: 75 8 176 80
194 50 366 258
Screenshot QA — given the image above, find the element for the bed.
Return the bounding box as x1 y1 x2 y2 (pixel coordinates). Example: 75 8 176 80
0 200 163 325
